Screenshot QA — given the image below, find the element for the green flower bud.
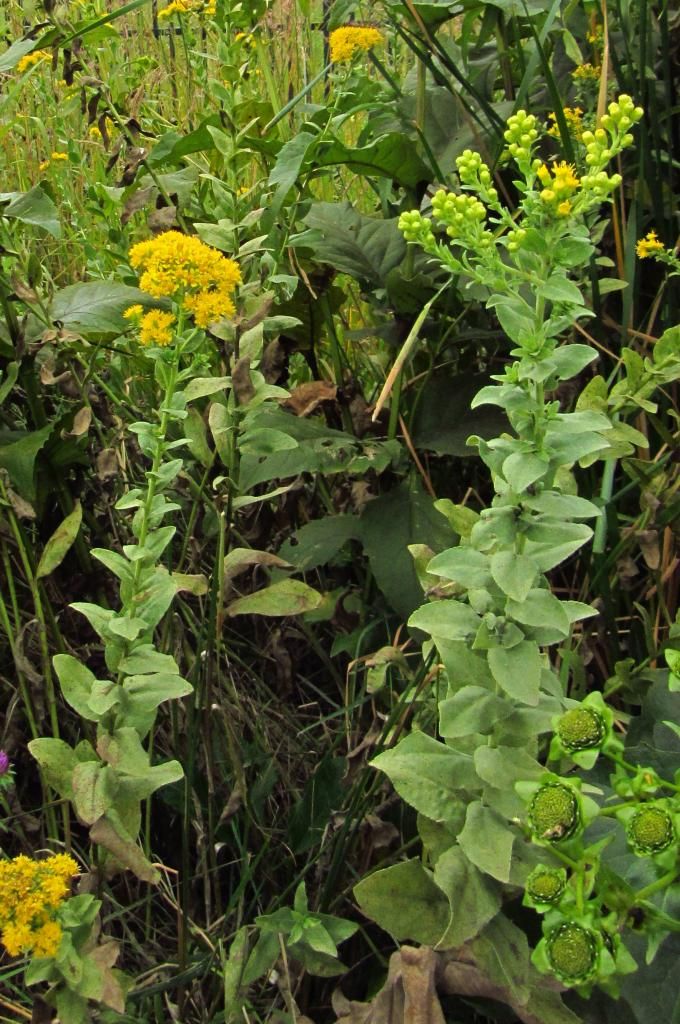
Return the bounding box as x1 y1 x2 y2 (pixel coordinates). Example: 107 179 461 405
546 923 599 983
627 805 675 855
525 866 567 906
556 706 605 751
529 782 580 842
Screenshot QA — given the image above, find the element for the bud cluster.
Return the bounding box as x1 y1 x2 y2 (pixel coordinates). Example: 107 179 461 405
503 109 539 172
456 149 500 207
430 190 493 250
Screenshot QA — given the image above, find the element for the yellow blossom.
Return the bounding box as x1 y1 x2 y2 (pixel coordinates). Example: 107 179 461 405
184 289 235 327
0 853 77 959
51 151 68 161
557 200 572 217
635 230 664 259
89 124 102 139
548 107 584 140
123 304 144 321
128 231 240 330
572 63 601 81
139 309 176 347
158 0 191 19
38 160 50 172
329 25 384 63
16 50 51 74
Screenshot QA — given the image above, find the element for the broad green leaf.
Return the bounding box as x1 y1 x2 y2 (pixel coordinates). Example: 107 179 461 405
184 376 231 401
36 502 83 578
0 424 52 501
279 516 360 571
90 548 134 583
470 915 532 1004
371 732 478 820
439 686 513 738
487 642 543 705
118 646 179 675
458 802 514 883
433 847 501 948
53 654 101 722
523 491 600 518
506 589 571 635
539 275 584 305
427 547 491 588
489 551 537 602
315 133 431 189
473 746 544 791
28 738 77 799
361 482 456 619
294 202 406 287
408 601 481 642
523 521 593 570
266 132 316 223
51 281 154 334
226 579 322 617
502 451 549 491
354 859 451 946
1 186 60 237
72 762 118 825
0 38 38 73
89 812 160 883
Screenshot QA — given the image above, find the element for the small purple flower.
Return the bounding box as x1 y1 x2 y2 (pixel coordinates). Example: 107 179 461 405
0 751 9 776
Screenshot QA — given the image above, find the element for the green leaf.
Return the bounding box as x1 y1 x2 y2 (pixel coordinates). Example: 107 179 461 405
354 859 451 946
371 733 478 820
487 641 543 705
266 131 316 223
489 551 537 602
118 645 179 675
427 547 491 588
287 755 345 854
294 202 406 287
72 762 118 825
53 654 101 722
184 376 232 401
408 601 481 642
36 501 83 578
361 482 456 619
278 515 359 571
502 451 549 491
89 811 160 883
0 424 52 501
458 802 514 883
28 738 77 799
315 133 431 189
1 186 60 237
439 686 513 738
51 281 154 334
90 548 134 583
433 847 502 948
0 38 38 73
524 521 593 571
506 589 571 635
226 579 323 617
539 275 584 305
471 915 532 1004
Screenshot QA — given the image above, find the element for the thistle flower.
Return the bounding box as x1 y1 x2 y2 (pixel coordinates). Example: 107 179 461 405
328 26 384 63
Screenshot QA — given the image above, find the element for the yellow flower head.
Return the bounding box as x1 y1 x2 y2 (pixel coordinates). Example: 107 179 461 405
0 853 77 959
128 231 241 328
157 0 191 18
557 200 573 217
51 151 68 161
139 309 176 347
16 50 51 74
635 230 664 259
547 107 584 140
329 25 384 63
538 162 580 212
39 160 50 173
123 304 144 321
572 62 601 81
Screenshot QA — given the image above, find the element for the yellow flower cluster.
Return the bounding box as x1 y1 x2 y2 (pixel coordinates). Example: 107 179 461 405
635 230 664 259
572 62 601 81
123 306 176 347
547 107 584 140
537 161 581 217
38 151 69 172
128 231 240 329
16 50 51 74
329 25 384 63
0 853 78 959
157 0 215 19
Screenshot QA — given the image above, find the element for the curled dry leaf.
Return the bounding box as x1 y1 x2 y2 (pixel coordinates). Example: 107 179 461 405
96 447 119 480
283 380 337 417
61 406 92 439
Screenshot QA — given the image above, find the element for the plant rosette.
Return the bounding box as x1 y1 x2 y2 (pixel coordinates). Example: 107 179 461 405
549 692 622 769
616 800 679 865
517 773 600 847
532 908 637 994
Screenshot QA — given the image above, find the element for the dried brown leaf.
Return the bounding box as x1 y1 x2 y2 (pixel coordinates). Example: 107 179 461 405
283 380 337 417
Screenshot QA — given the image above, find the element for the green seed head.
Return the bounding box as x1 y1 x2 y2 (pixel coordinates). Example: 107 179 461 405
526 866 566 905
529 783 579 841
628 806 675 854
547 923 598 982
556 706 605 751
